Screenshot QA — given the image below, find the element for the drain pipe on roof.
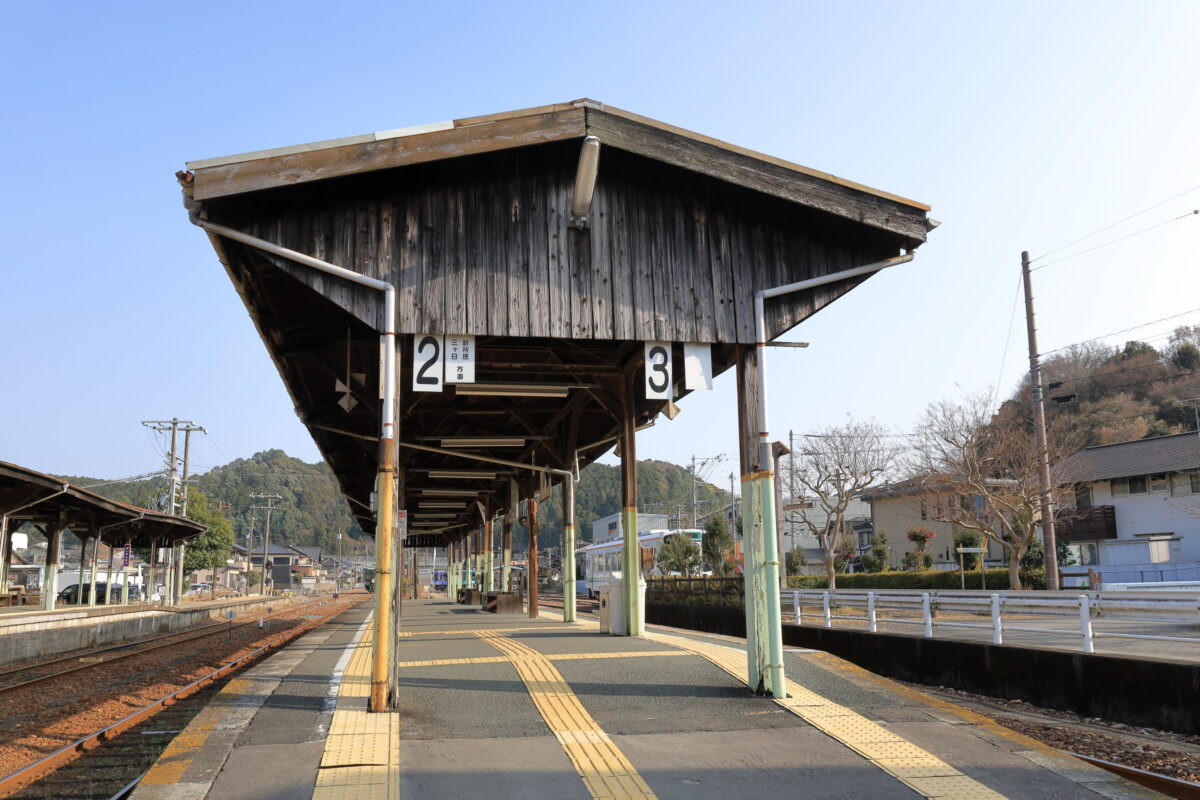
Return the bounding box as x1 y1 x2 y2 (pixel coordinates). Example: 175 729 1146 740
185 214 399 714
748 253 914 699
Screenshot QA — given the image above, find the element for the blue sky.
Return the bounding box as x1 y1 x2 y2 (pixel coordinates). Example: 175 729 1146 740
2 1 1198 483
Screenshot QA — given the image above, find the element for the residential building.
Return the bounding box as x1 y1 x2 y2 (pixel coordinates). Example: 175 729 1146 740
1056 432 1200 585
861 481 1005 571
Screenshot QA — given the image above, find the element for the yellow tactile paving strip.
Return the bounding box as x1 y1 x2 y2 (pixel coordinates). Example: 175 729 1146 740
643 631 1008 800
474 630 659 800
403 624 581 636
397 649 688 668
313 621 400 800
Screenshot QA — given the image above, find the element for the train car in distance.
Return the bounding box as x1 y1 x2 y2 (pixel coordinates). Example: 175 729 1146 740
579 528 704 599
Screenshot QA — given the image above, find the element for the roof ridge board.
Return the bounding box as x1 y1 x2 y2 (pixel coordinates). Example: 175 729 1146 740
184 99 931 220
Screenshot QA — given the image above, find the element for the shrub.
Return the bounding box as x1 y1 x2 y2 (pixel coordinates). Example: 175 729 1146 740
787 569 1014 590
953 530 984 570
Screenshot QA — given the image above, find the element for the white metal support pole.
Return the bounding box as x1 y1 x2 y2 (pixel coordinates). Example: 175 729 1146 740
868 592 878 633
822 591 831 628
991 593 1003 645
792 589 801 625
922 593 933 638
1079 594 1094 654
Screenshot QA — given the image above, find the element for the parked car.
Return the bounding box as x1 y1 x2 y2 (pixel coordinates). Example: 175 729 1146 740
57 582 111 604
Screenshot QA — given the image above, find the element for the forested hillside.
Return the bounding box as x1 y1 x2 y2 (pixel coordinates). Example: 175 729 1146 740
997 324 1200 448
59 452 731 552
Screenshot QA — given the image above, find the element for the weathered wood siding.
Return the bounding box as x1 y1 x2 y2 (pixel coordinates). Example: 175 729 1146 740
208 142 904 344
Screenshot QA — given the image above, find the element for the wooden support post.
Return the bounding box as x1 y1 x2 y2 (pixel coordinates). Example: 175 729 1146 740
175 541 187 603
735 345 768 693
620 373 641 636
482 517 494 592
87 523 100 607
42 524 64 612
562 477 577 623
0 516 10 595
77 533 89 606
503 480 516 593
527 497 540 618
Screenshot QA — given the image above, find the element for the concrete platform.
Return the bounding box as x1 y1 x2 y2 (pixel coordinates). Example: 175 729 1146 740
131 598 1166 800
0 594 309 665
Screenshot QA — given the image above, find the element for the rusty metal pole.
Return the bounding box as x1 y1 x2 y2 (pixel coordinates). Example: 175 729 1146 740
503 480 516 593
371 431 397 712
562 478 577 623
1022 251 1061 591
527 496 540 618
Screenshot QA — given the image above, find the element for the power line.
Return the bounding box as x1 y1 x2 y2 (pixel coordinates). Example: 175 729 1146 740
1031 210 1198 272
991 270 1025 408
1029 184 1200 264
1040 306 1200 358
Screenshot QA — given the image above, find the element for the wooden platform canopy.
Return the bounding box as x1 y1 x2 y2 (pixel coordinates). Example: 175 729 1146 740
0 460 207 550
178 98 934 541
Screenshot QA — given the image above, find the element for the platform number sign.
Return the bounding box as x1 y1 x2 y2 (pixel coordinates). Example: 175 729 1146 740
444 336 476 384
412 335 444 392
644 342 672 400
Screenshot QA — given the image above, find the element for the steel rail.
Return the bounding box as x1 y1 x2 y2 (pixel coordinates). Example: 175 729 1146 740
0 598 337 696
0 597 364 799
1067 752 1200 800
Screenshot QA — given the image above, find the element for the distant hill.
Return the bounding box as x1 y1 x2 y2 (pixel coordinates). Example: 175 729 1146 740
998 325 1200 448
59 451 731 552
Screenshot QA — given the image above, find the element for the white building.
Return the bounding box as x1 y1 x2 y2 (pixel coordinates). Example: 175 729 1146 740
591 512 669 544
1057 432 1200 585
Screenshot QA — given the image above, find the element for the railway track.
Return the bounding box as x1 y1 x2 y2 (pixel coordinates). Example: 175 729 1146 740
0 598 334 696
538 592 599 614
0 595 365 799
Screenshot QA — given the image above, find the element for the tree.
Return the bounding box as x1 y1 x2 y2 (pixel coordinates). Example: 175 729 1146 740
902 527 935 571
702 515 735 575
656 533 702 576
910 390 1076 589
183 489 236 574
859 532 889 573
790 420 902 590
785 548 808 575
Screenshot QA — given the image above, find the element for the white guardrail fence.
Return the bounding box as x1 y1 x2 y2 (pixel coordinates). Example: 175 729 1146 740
784 589 1200 654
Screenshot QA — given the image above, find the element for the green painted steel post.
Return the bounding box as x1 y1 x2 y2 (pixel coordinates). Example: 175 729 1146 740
755 470 785 698
562 478 577 623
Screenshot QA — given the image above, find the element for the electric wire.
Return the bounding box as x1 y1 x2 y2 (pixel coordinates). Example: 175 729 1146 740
1040 306 1200 358
1031 210 1198 271
1029 184 1200 264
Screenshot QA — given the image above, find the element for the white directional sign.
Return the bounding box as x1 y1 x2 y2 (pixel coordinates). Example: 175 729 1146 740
444 335 476 384
412 335 444 392
682 343 713 391
644 342 672 400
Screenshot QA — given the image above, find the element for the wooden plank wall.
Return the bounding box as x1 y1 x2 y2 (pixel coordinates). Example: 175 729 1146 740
210 142 905 344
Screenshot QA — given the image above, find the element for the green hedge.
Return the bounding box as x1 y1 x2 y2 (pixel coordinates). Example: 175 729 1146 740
785 568 1043 590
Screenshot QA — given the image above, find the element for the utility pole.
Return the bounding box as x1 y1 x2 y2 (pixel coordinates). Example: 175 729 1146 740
250 493 282 595
1021 251 1061 591
1186 398 1200 438
142 418 197 604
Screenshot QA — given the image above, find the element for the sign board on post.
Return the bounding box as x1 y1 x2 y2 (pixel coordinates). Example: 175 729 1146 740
682 343 713 391
444 336 476 384
644 342 672 400
122 543 131 567
412 335 444 392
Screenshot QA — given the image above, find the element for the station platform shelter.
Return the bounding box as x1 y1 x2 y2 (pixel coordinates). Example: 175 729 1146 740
130 599 1162 800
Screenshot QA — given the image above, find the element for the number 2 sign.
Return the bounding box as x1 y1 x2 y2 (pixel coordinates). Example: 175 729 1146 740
644 342 672 400
412 335 443 392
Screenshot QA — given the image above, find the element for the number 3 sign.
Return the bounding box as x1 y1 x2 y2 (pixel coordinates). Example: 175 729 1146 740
644 342 672 400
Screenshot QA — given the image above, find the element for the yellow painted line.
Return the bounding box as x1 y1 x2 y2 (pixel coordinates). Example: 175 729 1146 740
397 650 689 668
315 618 400 800
475 630 658 800
643 631 1007 800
